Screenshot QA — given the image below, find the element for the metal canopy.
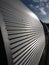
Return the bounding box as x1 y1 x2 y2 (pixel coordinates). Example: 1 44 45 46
0 0 45 65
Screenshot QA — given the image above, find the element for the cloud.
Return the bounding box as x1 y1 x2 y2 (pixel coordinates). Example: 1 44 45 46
43 0 48 2
29 4 33 7
35 5 39 8
33 0 39 2
46 3 49 8
33 0 48 2
39 7 47 15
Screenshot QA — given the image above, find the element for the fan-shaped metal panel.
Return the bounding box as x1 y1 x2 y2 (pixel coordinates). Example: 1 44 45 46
0 0 45 65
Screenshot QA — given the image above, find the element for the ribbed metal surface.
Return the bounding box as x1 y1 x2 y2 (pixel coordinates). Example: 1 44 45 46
0 0 45 65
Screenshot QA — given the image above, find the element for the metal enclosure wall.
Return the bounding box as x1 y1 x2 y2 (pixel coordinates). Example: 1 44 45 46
0 0 45 65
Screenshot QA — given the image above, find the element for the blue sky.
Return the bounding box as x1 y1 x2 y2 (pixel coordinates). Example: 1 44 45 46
21 0 49 23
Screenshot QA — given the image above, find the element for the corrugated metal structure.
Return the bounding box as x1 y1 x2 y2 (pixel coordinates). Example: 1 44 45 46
0 0 45 65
